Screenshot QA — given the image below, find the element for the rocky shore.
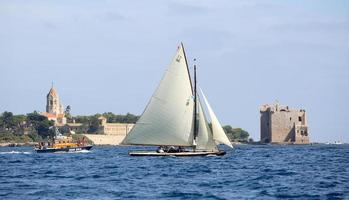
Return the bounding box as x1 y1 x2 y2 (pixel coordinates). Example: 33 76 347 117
0 142 37 147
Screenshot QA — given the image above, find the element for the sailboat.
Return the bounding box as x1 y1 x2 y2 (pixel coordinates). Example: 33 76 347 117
121 43 233 156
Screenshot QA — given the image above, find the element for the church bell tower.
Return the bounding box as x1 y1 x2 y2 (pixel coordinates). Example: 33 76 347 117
46 86 64 114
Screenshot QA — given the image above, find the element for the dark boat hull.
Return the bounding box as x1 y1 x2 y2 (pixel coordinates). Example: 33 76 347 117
129 150 226 157
35 145 93 153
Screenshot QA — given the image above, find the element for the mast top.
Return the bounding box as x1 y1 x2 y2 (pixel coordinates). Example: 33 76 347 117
180 43 193 93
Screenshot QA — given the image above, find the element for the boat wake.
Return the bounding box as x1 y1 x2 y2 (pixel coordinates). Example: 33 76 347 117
53 150 91 154
0 151 32 155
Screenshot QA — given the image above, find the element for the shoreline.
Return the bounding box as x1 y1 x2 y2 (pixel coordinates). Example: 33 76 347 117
0 142 37 147
0 142 337 147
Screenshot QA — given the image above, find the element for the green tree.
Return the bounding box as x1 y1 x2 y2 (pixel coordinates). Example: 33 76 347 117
65 105 72 119
88 116 100 133
13 115 27 127
102 112 139 123
2 111 15 129
223 125 250 142
27 132 43 142
74 115 91 124
74 113 139 125
0 112 29 137
26 111 54 138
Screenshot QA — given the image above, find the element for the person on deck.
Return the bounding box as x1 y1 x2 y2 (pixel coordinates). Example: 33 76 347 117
157 146 164 153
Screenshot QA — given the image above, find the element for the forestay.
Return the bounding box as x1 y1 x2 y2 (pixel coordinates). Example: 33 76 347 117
121 44 194 146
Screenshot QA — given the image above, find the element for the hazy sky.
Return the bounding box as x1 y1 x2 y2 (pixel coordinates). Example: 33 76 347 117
1 0 348 142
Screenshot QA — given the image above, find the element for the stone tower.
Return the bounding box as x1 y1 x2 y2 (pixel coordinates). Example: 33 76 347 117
42 85 66 125
46 86 64 114
260 103 309 144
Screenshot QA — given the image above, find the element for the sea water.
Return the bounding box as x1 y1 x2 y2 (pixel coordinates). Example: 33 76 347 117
0 145 348 199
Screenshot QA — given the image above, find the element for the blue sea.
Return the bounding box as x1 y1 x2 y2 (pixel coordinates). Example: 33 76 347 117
0 145 348 200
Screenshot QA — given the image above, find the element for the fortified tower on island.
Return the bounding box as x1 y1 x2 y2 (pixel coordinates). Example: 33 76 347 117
260 102 309 144
41 85 66 126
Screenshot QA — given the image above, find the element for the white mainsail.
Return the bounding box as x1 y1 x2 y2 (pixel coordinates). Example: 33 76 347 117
121 44 194 146
196 99 217 151
200 89 233 148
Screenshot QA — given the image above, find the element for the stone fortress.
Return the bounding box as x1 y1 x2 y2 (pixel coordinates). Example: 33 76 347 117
260 102 309 144
81 117 134 145
41 85 134 145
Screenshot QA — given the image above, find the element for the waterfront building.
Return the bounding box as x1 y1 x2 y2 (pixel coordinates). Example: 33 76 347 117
97 116 134 136
41 86 67 126
80 117 134 145
59 116 134 145
260 102 309 144
65 122 89 134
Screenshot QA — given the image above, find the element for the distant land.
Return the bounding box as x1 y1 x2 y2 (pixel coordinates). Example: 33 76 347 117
0 111 251 146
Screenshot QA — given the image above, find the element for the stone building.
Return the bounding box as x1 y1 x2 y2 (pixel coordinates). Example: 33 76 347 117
65 122 89 134
41 86 67 126
97 116 134 136
260 103 309 144
81 116 134 145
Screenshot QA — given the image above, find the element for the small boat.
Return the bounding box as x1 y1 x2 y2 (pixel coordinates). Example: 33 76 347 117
121 43 233 156
34 128 93 153
325 141 343 145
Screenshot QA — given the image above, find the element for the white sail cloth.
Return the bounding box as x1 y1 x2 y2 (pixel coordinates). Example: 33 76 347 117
200 89 233 148
196 99 217 151
122 44 194 146
122 43 233 150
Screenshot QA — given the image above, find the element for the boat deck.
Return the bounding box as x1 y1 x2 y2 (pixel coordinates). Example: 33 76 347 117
35 145 93 153
129 150 226 157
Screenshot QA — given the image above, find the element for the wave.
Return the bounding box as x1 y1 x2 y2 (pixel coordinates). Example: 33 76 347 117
0 151 32 155
53 150 91 154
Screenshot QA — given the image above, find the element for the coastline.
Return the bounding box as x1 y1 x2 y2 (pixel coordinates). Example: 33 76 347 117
0 142 333 147
0 142 37 147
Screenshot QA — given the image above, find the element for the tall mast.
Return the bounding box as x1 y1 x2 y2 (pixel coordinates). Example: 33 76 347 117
193 60 198 144
181 43 193 93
